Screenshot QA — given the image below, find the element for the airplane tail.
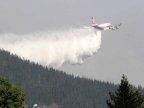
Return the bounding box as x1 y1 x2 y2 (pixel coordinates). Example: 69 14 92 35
91 17 96 24
91 17 98 27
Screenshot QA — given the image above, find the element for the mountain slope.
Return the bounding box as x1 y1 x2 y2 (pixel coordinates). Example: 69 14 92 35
0 49 116 108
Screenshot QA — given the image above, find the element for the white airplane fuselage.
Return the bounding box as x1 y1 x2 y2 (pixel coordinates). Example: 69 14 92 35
92 23 113 30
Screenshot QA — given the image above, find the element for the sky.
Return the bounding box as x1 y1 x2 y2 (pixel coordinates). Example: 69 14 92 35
0 0 144 86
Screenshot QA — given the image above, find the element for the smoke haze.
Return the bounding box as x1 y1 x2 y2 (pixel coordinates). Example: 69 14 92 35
0 27 101 67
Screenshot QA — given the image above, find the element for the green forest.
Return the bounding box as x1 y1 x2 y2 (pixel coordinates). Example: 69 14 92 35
0 49 143 108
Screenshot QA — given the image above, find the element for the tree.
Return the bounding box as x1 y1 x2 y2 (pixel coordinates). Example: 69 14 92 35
107 74 144 108
0 77 25 108
138 102 144 108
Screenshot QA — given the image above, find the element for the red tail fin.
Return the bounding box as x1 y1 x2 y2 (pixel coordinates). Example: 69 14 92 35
91 17 96 24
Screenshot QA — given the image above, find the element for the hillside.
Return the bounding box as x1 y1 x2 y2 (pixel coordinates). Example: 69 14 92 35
0 49 117 108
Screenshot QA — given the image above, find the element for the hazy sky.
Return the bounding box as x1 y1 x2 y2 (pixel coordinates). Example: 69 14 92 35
0 0 144 86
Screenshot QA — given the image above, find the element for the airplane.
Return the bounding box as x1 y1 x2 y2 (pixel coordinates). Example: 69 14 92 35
91 17 122 31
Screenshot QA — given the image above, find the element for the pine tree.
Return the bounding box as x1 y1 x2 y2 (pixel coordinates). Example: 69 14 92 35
107 74 144 108
0 77 26 108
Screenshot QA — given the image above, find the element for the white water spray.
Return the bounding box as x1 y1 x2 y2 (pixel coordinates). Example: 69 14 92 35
0 27 101 67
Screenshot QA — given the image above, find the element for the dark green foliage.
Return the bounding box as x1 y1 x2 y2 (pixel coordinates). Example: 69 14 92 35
0 77 25 108
138 102 144 108
0 49 117 108
107 75 144 108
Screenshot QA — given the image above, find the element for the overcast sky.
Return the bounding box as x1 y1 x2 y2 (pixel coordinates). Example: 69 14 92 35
0 0 144 86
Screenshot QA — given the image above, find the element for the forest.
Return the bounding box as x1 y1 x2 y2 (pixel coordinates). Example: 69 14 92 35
0 49 143 108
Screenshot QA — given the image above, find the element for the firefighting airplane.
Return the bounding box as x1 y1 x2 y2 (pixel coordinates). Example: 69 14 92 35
91 17 122 30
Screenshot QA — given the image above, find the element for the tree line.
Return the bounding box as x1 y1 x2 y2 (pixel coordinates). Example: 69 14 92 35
0 49 144 108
